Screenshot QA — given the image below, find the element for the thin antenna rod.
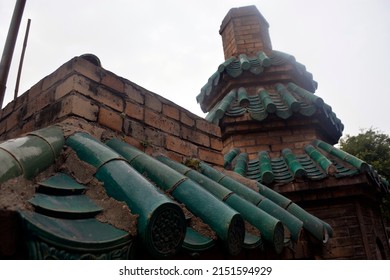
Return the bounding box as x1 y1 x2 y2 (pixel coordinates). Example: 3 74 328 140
0 0 27 108
14 18 31 99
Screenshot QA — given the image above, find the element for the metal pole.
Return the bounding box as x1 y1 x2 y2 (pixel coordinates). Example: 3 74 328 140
14 18 31 99
0 0 27 108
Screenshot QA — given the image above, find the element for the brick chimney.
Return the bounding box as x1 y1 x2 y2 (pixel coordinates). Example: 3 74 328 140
219 5 272 59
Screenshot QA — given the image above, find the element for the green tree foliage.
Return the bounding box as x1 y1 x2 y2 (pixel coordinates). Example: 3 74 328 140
340 128 390 179
339 128 390 221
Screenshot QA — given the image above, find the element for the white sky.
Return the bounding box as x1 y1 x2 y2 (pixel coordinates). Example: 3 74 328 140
1 0 390 138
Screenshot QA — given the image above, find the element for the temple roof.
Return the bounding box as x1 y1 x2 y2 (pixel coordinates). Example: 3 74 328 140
223 140 389 193
205 82 344 141
0 126 333 259
197 50 318 113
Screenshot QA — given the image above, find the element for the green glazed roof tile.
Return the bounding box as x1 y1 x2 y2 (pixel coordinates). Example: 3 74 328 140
237 87 250 107
27 126 65 158
282 148 306 178
239 54 251 70
243 232 263 249
276 84 300 113
205 83 343 140
0 135 55 179
225 139 382 185
66 132 124 169
8 128 388 256
0 148 23 184
258 51 271 67
18 210 130 249
182 227 215 252
249 56 264 74
197 50 317 111
224 148 240 167
38 173 87 194
29 193 103 218
233 153 248 176
258 151 274 184
259 89 276 113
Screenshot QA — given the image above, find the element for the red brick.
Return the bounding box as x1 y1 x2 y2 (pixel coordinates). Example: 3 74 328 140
26 79 43 101
42 59 75 91
267 151 280 158
165 135 197 157
38 89 55 110
282 134 306 143
123 118 145 139
196 119 221 137
198 148 224 166
21 119 36 134
164 150 184 163
24 89 54 121
98 107 123 132
14 92 28 109
268 129 292 137
162 104 180 120
101 72 125 93
248 153 258 161
56 74 124 112
222 142 236 155
294 142 307 149
223 136 233 148
0 120 6 135
144 127 165 147
270 143 286 152
55 75 75 100
124 83 144 104
73 56 103 83
22 99 36 120
5 111 21 132
90 86 124 112
181 126 210 147
244 145 269 155
231 136 255 147
2 129 20 139
210 137 223 151
59 94 98 121
323 246 355 259
55 74 88 100
180 112 195 127
125 101 144 121
1 100 15 118
124 135 144 150
256 135 281 145
145 109 180 136
145 94 162 112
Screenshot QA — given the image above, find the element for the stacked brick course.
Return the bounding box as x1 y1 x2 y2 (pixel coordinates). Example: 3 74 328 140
0 56 223 166
221 118 327 159
220 5 272 59
1 5 388 260
214 6 390 259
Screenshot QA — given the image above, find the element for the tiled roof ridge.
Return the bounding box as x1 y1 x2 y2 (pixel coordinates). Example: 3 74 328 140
197 50 318 110
224 141 389 193
205 83 344 139
0 126 336 259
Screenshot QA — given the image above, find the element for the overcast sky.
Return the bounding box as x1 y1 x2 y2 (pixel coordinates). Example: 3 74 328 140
1 0 390 138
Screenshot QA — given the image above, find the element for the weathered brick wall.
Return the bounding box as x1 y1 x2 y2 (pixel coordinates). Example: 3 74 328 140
0 56 223 166
222 120 326 159
302 197 390 260
219 5 272 59
358 201 390 259
305 200 366 259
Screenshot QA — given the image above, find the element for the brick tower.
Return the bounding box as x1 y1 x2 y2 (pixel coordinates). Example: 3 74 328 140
197 5 389 259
